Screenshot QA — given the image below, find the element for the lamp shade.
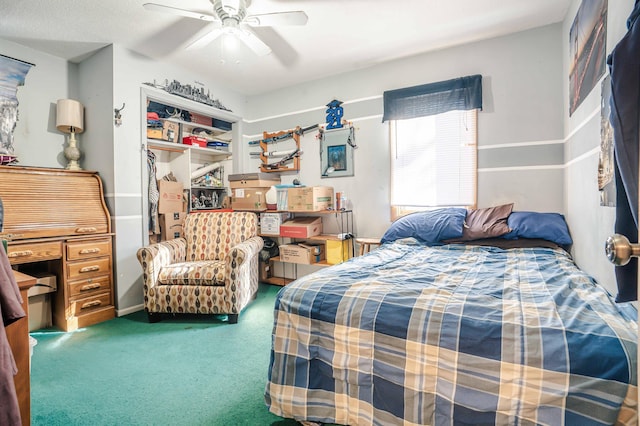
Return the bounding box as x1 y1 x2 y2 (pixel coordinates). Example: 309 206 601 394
56 99 84 134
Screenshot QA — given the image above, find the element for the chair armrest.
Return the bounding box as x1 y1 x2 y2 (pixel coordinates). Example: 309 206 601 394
136 238 187 289
225 236 264 267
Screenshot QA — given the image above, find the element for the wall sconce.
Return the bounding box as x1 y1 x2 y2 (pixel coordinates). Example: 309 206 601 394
56 99 84 170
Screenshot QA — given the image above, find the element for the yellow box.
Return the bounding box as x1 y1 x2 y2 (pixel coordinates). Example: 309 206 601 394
326 239 353 265
287 186 333 212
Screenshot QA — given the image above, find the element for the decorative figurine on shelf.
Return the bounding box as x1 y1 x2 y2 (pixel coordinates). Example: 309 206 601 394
325 99 344 130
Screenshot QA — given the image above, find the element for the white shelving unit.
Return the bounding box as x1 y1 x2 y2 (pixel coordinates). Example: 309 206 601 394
140 86 241 241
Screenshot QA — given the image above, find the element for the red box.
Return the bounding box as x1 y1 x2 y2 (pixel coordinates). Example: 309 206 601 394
279 217 323 238
183 136 207 147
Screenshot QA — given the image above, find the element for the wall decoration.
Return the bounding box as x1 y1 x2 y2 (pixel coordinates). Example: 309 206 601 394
569 0 607 116
320 125 356 178
599 75 615 207
143 78 232 112
325 99 344 130
0 54 34 164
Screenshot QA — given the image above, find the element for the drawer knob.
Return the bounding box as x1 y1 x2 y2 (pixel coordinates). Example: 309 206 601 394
80 283 102 291
76 227 97 233
8 250 33 258
80 248 101 254
81 300 102 309
79 265 100 273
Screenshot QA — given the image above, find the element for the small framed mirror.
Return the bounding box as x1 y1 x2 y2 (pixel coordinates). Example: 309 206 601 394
320 126 355 178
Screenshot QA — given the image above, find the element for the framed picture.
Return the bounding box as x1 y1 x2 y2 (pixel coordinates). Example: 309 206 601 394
320 127 355 178
569 0 607 116
327 145 347 171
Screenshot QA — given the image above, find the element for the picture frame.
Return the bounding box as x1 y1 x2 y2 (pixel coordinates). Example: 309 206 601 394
320 127 355 178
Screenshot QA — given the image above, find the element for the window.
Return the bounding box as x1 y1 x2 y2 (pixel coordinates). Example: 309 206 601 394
383 75 482 219
390 109 477 218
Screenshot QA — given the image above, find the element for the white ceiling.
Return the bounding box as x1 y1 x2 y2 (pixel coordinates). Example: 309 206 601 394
0 0 571 96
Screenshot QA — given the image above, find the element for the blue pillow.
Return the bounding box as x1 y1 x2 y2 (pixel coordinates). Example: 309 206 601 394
381 208 467 244
503 211 572 245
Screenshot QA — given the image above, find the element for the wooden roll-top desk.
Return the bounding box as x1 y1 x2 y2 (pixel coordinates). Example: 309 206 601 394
0 166 115 332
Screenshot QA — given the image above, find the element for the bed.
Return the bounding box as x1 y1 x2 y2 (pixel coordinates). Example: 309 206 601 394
265 206 638 425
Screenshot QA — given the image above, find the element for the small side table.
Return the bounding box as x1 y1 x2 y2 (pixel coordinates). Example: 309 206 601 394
356 237 381 256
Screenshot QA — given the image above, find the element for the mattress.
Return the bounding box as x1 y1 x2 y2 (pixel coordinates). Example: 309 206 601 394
265 240 638 425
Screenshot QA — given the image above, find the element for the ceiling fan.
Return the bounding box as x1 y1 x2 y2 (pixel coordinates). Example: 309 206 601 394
143 0 308 56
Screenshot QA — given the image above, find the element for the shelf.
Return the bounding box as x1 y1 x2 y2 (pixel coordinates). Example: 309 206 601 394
270 256 330 267
192 185 226 190
164 117 232 139
147 139 231 158
261 276 295 286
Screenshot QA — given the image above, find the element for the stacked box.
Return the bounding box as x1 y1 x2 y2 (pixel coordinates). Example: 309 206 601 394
260 212 291 236
231 187 268 211
279 242 325 265
287 186 334 212
228 173 281 189
159 211 186 241
158 180 184 214
279 217 323 238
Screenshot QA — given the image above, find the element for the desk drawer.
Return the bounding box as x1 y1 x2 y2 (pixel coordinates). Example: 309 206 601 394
68 275 111 298
7 241 62 265
67 257 111 280
67 238 111 261
69 291 112 316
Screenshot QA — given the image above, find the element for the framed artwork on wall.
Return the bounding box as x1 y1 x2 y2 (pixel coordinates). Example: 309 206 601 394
569 0 607 116
0 54 35 164
320 126 355 178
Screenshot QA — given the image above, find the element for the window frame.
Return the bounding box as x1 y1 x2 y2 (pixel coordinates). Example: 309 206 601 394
389 110 478 221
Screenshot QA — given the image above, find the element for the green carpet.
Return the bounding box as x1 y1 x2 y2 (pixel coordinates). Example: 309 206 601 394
29 283 300 426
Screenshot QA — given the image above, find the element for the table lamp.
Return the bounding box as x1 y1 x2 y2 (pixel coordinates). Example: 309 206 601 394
56 99 84 170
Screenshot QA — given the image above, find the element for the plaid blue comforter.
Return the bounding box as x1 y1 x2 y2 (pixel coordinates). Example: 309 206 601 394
265 240 638 425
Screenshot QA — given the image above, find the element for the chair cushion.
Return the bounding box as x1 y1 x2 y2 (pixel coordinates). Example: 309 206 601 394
157 260 226 286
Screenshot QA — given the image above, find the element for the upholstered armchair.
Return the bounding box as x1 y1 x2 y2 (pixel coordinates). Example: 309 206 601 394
136 211 263 324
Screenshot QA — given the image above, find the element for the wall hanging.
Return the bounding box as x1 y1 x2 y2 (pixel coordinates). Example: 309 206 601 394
569 0 607 116
0 54 34 165
320 124 356 178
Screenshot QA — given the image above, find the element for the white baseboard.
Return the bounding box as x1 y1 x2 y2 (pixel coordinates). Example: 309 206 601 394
116 304 144 317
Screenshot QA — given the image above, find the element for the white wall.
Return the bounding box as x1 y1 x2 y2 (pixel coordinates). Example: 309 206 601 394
563 0 635 296
243 24 565 245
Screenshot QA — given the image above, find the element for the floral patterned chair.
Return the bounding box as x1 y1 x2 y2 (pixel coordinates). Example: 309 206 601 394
136 211 263 324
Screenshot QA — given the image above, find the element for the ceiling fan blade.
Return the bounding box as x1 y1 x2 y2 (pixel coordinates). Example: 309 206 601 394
245 11 308 27
143 3 217 22
186 27 224 50
236 28 272 56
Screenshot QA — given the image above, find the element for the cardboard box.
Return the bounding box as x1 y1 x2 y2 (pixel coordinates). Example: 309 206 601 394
158 180 184 214
260 212 291 236
29 294 52 331
232 187 268 211
326 239 353 265
279 217 323 238
162 120 179 142
159 211 186 241
279 242 325 265
287 186 334 212
229 173 281 189
147 128 163 139
259 261 272 281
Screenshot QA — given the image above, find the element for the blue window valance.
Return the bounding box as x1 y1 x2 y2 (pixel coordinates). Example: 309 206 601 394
382 74 482 122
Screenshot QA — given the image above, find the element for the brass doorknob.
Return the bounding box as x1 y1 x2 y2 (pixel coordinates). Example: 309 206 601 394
605 234 640 266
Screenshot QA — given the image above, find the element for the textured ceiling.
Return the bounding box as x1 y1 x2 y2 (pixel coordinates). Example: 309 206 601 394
0 0 571 95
